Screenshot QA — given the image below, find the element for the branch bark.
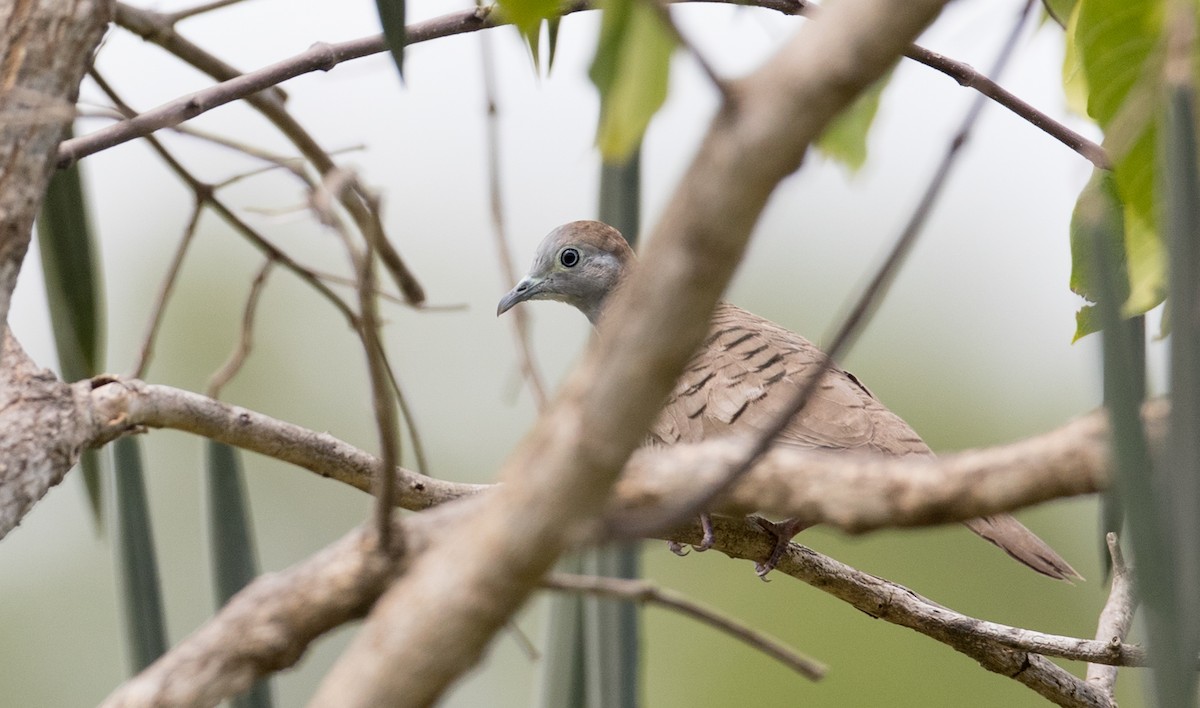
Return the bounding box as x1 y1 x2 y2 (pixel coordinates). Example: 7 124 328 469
0 0 111 324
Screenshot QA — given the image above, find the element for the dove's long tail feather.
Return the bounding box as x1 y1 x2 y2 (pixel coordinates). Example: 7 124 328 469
963 514 1082 581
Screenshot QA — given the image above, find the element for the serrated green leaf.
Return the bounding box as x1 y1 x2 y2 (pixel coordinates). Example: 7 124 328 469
113 437 168 672
590 0 675 162
374 0 407 79
206 441 274 708
816 72 891 171
38 151 106 528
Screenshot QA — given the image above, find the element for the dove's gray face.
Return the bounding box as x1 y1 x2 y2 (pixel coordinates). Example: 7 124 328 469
497 220 635 325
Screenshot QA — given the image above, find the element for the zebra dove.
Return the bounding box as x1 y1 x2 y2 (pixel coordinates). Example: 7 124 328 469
498 220 1079 580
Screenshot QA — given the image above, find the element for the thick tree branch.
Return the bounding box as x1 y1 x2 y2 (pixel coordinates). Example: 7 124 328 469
0 331 92 538
82 377 1163 536
0 0 111 324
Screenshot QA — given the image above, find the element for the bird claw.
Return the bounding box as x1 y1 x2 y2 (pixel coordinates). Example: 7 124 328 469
667 514 717 556
753 517 808 580
693 513 715 552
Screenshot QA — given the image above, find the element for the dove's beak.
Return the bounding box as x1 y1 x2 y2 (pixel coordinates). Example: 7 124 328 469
497 276 544 316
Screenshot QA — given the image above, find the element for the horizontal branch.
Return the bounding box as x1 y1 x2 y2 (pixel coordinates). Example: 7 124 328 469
86 376 1166 535
614 400 1168 533
87 378 483 508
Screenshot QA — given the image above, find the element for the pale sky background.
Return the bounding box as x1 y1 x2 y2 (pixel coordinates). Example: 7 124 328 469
3 0 1162 705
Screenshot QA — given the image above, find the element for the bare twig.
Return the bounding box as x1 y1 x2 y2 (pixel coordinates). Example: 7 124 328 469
310 168 403 549
543 572 825 680
110 3 426 306
357 191 403 551
1087 533 1139 698
645 0 727 96
129 199 205 379
87 71 362 334
207 259 274 398
164 0 250 24
478 29 549 409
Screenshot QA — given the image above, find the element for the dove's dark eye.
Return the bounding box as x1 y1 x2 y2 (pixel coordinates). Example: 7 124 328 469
559 247 580 268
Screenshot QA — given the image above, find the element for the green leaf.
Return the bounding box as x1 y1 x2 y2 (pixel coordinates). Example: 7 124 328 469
38 150 106 527
498 0 562 69
816 72 891 171
590 0 675 162
206 441 274 708
1041 0 1077 28
375 0 407 79
547 17 561 73
113 437 168 672
1060 3 1089 116
1069 0 1167 323
1121 205 1165 316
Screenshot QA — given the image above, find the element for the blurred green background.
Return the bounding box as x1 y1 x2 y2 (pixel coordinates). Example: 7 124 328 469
3 0 1157 705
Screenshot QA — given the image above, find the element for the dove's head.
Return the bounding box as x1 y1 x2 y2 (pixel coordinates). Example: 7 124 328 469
497 220 635 325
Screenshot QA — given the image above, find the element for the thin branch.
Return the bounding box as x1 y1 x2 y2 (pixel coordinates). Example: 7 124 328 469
355 187 403 551
478 28 549 409
129 198 205 379
87 71 363 337
1087 533 1139 698
59 0 1108 173
309 167 403 548
646 0 727 96
543 572 825 680
206 259 274 398
378 346 431 476
164 0 250 24
109 3 426 305
902 45 1111 170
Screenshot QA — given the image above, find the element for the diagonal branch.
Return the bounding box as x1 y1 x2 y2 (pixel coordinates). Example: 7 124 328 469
543 572 826 680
